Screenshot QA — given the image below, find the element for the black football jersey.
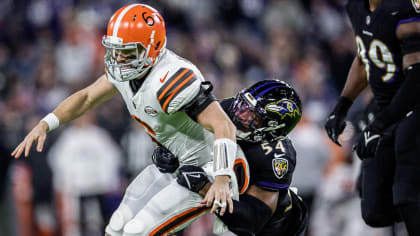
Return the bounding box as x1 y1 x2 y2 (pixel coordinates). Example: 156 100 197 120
238 138 296 192
345 0 420 107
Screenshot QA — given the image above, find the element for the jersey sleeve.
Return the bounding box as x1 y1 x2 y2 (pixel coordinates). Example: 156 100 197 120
156 67 202 114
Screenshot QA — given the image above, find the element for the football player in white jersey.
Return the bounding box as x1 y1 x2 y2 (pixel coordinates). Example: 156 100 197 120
11 4 244 236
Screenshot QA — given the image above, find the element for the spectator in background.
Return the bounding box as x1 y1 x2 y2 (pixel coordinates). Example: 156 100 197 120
289 114 330 220
47 112 122 236
120 120 155 179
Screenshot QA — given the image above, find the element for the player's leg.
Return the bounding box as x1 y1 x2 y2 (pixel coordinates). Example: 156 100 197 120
393 110 420 236
105 165 172 236
360 134 400 227
121 179 208 236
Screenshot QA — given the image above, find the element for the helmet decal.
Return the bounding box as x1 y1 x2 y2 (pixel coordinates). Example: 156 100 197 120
265 99 301 120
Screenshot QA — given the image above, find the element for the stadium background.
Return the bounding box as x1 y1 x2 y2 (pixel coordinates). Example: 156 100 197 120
0 0 407 235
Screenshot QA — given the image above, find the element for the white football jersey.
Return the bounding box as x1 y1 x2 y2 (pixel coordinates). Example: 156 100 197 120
107 49 214 166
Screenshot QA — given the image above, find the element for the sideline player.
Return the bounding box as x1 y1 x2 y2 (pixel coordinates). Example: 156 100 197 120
155 80 308 236
11 4 241 236
324 0 420 235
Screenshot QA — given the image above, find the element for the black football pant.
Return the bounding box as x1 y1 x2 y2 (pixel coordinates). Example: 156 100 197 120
394 109 420 236
361 109 420 236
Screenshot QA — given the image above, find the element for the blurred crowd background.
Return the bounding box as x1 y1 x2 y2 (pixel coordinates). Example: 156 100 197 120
0 0 408 236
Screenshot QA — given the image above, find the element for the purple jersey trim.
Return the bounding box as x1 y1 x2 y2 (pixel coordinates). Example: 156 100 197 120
256 181 289 190
396 17 420 35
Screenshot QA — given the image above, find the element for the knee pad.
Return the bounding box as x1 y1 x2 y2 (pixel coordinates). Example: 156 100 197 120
107 205 134 233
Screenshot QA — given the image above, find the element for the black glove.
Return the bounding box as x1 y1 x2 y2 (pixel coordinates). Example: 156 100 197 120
325 97 353 146
152 146 179 173
176 165 210 193
353 118 385 159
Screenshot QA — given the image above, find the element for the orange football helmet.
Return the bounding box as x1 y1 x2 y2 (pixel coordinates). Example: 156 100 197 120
102 4 166 81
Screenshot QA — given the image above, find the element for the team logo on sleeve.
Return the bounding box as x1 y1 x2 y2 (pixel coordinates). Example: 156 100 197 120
412 0 420 13
272 158 288 179
265 99 301 119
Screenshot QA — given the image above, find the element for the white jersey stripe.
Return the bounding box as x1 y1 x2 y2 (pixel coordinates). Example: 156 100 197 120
112 4 140 37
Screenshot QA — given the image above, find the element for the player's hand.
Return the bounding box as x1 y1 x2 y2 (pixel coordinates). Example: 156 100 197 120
11 121 49 158
325 97 353 146
201 175 233 216
353 125 382 159
325 113 346 146
176 165 209 193
152 146 179 173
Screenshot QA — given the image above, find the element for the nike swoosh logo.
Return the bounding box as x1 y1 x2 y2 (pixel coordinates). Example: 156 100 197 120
274 153 285 158
188 174 202 178
391 11 399 15
160 71 169 83
364 132 380 145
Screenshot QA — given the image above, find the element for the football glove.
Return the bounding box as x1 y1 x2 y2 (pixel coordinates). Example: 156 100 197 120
353 124 382 160
176 165 210 193
152 146 179 173
325 97 353 146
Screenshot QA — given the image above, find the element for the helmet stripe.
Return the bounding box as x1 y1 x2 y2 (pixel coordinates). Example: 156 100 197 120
259 85 285 96
252 81 277 93
112 4 141 37
251 81 285 98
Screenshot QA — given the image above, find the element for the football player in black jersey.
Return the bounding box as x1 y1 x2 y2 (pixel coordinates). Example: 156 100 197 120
324 0 420 235
154 80 308 236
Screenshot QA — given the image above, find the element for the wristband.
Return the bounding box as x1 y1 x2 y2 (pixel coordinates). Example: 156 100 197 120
333 96 353 116
213 138 237 176
41 113 60 132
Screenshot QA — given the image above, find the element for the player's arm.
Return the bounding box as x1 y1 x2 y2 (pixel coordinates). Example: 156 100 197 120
52 74 118 124
369 21 420 130
158 68 237 215
196 101 237 216
11 74 118 158
325 55 368 145
341 55 369 100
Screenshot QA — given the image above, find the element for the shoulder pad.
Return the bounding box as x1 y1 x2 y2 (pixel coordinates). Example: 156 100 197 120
156 67 201 114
